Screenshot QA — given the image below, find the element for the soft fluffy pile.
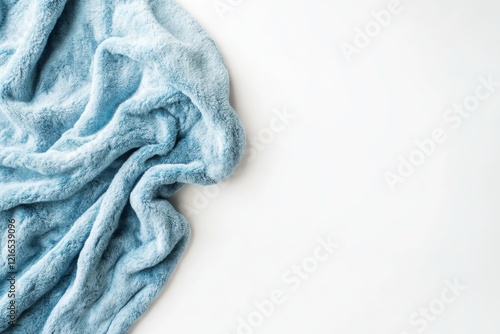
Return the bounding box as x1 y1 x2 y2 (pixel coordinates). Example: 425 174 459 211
0 0 245 333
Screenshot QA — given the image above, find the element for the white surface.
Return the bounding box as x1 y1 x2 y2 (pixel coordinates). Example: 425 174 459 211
131 1 500 333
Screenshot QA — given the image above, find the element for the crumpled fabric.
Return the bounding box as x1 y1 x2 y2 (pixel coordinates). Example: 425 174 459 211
0 0 245 333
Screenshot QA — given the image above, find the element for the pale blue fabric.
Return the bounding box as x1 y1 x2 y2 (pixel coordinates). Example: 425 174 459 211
0 0 245 333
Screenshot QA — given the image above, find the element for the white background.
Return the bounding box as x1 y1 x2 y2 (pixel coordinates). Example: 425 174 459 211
131 0 500 333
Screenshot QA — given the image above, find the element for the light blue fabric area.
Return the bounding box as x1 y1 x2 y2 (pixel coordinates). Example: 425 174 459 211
0 0 245 333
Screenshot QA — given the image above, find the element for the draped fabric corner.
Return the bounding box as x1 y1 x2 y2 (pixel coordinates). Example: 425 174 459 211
0 0 245 333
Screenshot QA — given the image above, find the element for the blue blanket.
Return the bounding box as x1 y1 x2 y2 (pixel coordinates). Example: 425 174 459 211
0 0 245 333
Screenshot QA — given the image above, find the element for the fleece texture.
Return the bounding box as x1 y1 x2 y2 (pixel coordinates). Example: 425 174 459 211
0 0 245 333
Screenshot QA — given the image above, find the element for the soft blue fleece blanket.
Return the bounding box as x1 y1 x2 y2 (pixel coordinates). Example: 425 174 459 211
0 0 245 333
